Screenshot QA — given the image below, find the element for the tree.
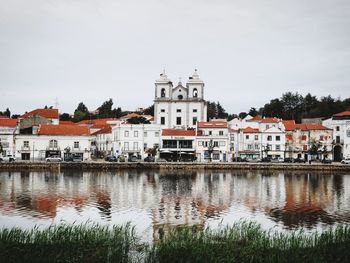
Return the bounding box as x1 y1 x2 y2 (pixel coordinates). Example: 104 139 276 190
248 107 258 117
217 102 228 119
239 112 248 119
207 101 217 120
73 102 89 122
97 99 113 118
127 116 150 124
60 113 72 121
143 105 154 116
112 107 123 118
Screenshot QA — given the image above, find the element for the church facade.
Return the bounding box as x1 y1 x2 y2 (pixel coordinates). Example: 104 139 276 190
154 70 207 129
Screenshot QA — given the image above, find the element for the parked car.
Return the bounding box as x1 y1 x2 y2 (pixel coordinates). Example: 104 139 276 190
261 157 271 163
128 156 138 162
0 155 16 162
46 156 62 162
321 158 332 164
65 154 83 162
341 159 350 164
271 157 284 163
105 155 118 162
144 156 155 162
284 158 293 163
293 158 306 163
233 157 248 162
118 155 126 162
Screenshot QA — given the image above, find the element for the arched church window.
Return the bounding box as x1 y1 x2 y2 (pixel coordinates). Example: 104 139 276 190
178 95 183 100
193 88 198 97
161 88 166 98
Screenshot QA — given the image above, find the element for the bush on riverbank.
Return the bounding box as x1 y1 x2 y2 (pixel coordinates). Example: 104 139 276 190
0 221 349 263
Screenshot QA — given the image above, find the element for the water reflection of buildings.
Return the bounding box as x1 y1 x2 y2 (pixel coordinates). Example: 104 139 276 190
0 170 349 233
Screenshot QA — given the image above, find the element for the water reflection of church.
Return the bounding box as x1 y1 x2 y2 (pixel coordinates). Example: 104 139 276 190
0 170 349 235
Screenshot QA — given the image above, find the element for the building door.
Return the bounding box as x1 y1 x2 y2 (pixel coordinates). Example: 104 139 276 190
333 145 342 161
21 153 30 160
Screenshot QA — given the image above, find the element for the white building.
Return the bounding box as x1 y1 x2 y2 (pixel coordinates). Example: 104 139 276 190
112 124 161 159
92 126 113 156
154 70 207 129
195 121 230 162
322 111 350 160
261 126 285 159
0 118 18 156
159 129 196 161
15 124 92 161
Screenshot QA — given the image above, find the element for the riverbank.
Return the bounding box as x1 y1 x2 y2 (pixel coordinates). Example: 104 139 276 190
0 161 350 172
0 222 349 263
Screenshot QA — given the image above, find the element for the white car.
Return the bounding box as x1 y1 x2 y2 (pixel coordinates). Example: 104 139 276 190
341 159 350 164
46 156 62 162
0 155 16 162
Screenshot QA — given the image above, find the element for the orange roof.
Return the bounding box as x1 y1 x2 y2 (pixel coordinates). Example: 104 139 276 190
333 111 350 117
197 121 227 128
241 127 259 133
260 117 279 123
59 121 76 125
121 113 141 119
0 118 17 127
282 120 296 131
38 124 90 136
246 115 263 122
78 118 118 125
162 129 196 136
91 126 112 135
21 109 59 119
283 121 330 131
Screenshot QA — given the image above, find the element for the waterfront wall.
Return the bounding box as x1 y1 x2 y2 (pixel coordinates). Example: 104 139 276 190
0 161 350 172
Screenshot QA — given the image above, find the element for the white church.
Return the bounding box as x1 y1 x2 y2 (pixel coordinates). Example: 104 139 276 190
154 70 208 129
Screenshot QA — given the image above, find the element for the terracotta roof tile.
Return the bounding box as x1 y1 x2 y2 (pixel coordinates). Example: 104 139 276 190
162 129 196 136
91 126 112 135
241 127 259 133
246 115 263 122
0 118 17 127
197 121 228 128
59 121 76 125
21 109 59 119
260 117 280 123
38 124 90 136
333 111 350 117
282 120 296 131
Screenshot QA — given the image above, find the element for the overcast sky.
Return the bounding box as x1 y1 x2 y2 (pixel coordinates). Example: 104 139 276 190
1 0 350 115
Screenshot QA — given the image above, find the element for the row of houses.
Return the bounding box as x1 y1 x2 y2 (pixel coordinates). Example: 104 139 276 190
0 108 349 162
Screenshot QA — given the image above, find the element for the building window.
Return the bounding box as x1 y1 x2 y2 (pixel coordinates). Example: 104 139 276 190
336 136 340 143
193 109 197 113
301 135 307 141
125 131 129 137
246 135 249 140
255 144 259 150
276 145 281 151
266 125 270 129
161 88 165 97
219 131 224 136
193 117 197 126
214 141 219 147
124 142 129 150
230 135 235 141
219 141 225 146
161 109 165 112
248 144 252 150
198 141 203 146
254 135 258 140
144 132 147 137
74 141 79 149
177 109 181 113
267 136 272 141
347 130 350 137
193 88 198 97
209 131 212 135
336 126 340 131
134 131 138 137
176 117 181 125
144 143 147 149
276 136 280 141
161 117 165 125
178 95 183 100
49 140 58 148
303 145 308 151
213 153 220 160
155 131 159 137
133 142 138 150
24 141 29 148
320 135 324 141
